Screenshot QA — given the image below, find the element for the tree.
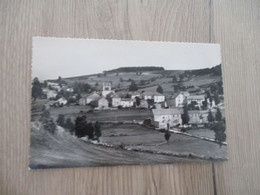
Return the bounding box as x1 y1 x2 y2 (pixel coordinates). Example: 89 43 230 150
202 99 208 110
215 108 222 121
87 123 94 140
208 110 214 122
211 122 226 147
94 121 102 141
213 93 220 105
32 77 43 100
181 104 189 125
65 118 74 134
129 80 138 91
164 131 171 144
135 96 141 107
74 116 88 138
43 119 57 134
43 80 48 88
56 114 66 128
157 85 163 94
147 99 154 108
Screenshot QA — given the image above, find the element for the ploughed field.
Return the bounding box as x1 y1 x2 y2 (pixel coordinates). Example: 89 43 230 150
30 123 227 169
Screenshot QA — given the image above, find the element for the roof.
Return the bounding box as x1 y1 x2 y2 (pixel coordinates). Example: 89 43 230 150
98 97 108 102
176 91 190 98
187 95 205 100
152 108 183 115
142 92 164 97
188 110 208 114
121 98 132 101
87 92 100 100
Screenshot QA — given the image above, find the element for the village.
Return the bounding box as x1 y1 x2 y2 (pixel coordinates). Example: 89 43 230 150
40 80 224 132
30 66 227 168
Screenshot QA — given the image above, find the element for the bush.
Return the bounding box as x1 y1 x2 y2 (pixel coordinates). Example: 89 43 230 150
143 118 151 125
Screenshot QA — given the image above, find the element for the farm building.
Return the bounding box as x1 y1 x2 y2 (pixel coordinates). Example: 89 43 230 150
56 97 68 106
120 98 134 108
112 94 121 107
86 92 100 104
46 90 58 99
188 110 209 124
91 97 109 110
152 108 183 130
153 92 165 103
175 92 190 107
79 94 88 105
187 95 205 108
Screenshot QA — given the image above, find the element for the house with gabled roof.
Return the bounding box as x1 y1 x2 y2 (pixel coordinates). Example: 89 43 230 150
187 95 205 108
152 108 183 129
86 91 101 104
175 92 190 107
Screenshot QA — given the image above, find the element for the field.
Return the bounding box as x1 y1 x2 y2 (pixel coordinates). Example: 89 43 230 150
30 122 227 169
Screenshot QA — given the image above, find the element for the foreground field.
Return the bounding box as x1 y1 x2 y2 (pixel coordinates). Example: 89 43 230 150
30 123 227 169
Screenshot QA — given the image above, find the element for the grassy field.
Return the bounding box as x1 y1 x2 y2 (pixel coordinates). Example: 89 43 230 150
29 123 205 169
30 122 226 169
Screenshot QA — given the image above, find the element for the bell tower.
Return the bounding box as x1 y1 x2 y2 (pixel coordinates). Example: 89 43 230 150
103 82 111 91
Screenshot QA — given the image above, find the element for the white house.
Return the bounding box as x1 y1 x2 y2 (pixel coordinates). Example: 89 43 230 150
187 95 205 108
48 82 61 91
175 92 190 107
153 92 165 103
91 97 109 110
56 97 68 106
152 108 183 130
86 92 100 104
142 92 153 100
47 90 58 99
112 94 121 107
97 97 109 110
188 110 208 124
79 94 88 105
120 98 134 108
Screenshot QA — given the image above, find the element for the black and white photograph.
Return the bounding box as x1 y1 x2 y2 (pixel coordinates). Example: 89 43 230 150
30 37 227 169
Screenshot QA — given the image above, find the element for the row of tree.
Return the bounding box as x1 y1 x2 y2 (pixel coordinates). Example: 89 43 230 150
40 111 102 141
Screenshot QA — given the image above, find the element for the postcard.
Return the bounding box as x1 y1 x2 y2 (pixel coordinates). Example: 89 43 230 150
30 37 227 169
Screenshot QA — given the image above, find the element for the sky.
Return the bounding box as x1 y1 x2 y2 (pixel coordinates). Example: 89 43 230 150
32 37 221 80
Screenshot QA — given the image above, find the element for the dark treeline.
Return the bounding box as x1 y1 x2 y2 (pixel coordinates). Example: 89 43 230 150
185 64 222 76
105 66 165 73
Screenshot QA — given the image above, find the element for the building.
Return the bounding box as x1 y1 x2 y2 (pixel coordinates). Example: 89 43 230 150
91 97 109 110
142 92 154 100
102 82 112 97
56 97 68 106
120 98 134 108
175 92 190 107
153 92 165 103
97 97 109 110
78 94 88 105
187 95 205 108
131 92 141 100
152 108 183 130
140 100 149 108
47 90 58 99
112 94 121 107
47 82 61 91
86 92 100 104
188 110 208 124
